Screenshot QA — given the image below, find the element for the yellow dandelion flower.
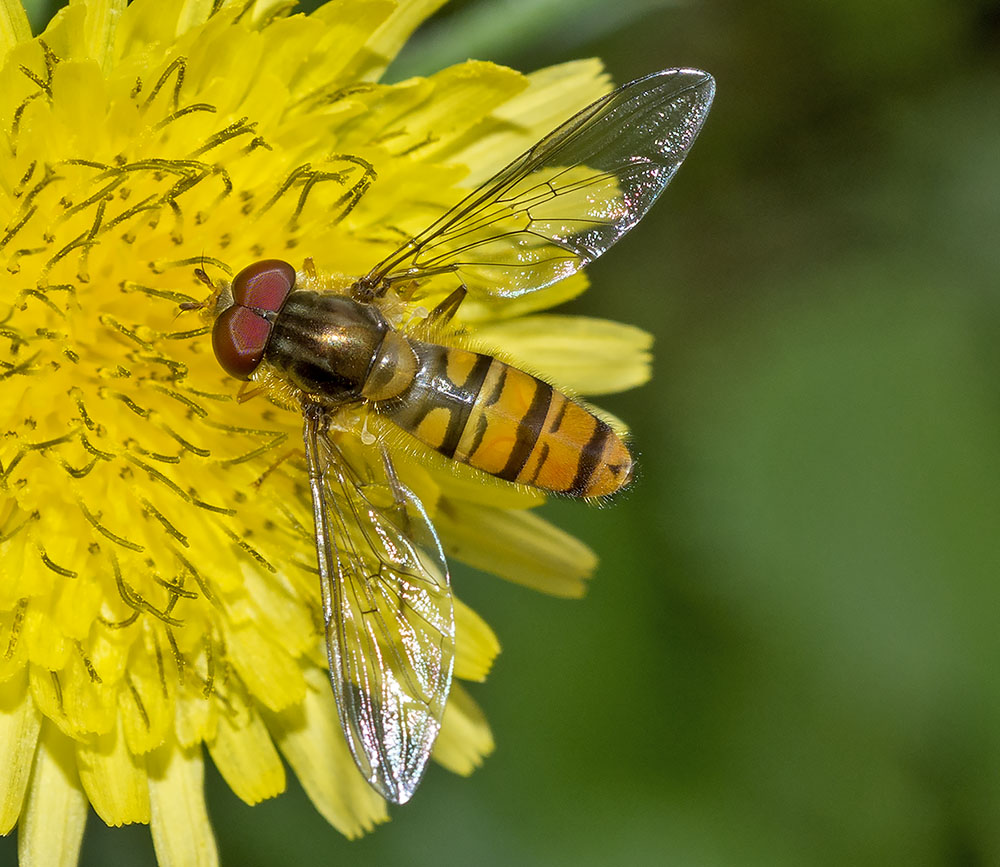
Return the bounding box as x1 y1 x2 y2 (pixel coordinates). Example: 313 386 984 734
0 0 713 863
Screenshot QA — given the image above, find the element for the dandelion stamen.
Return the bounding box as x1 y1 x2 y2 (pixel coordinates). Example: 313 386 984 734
190 117 261 158
140 56 186 115
146 384 208 416
161 323 210 341
37 544 78 577
109 553 182 626
4 597 28 654
78 434 114 460
218 524 276 573
0 207 36 251
125 675 150 728
140 499 189 547
152 103 218 134
79 503 144 552
57 455 99 478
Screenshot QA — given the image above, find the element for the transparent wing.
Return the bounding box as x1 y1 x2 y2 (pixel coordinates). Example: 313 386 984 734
359 68 715 299
303 405 454 804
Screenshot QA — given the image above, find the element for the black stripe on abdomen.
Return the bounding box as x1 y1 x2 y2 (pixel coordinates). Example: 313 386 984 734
497 378 552 482
438 352 492 459
568 420 611 495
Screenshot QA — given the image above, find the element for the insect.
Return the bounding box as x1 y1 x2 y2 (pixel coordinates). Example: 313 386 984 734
208 68 714 803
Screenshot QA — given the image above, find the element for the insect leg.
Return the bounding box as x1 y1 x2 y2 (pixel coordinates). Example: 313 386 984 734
425 284 467 328
235 381 269 404
379 444 412 537
302 403 336 625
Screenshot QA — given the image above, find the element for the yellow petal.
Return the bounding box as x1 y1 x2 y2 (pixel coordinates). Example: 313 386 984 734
206 698 285 805
170 0 293 39
30 659 117 741
444 58 612 186
148 742 219 867
119 649 175 757
229 566 315 657
223 620 305 712
436 501 597 597
115 0 195 55
433 468 546 509
24 604 71 673
36 0 85 50
432 683 493 776
498 58 612 130
460 272 592 323
53 60 114 155
454 597 500 683
288 0 396 95
391 437 546 509
332 60 527 160
50 577 104 644
241 0 297 27
265 666 387 839
357 0 449 81
69 0 125 70
407 60 528 157
18 722 88 867
0 537 29 609
174 0 216 37
0 0 30 54
76 720 150 826
474 315 653 395
0 672 41 834
173 688 218 750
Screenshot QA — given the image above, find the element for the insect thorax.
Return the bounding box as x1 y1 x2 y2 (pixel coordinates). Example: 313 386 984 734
264 290 419 404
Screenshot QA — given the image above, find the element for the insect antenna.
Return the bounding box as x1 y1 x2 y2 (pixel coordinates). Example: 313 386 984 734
177 260 223 313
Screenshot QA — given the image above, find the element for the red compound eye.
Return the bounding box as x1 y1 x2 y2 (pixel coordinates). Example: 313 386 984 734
212 305 272 379
213 260 296 380
231 259 296 313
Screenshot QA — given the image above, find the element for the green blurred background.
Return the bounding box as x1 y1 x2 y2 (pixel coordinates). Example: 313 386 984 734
13 0 1000 864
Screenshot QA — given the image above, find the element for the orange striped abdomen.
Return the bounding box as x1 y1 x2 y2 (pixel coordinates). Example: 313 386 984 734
382 340 632 498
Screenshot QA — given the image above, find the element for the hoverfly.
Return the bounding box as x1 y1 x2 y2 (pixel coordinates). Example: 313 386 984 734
208 68 714 803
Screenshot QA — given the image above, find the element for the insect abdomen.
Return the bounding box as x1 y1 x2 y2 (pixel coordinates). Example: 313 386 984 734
383 341 632 498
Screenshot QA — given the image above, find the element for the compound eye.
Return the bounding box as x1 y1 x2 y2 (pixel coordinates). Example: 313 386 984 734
231 259 296 313
212 305 271 379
